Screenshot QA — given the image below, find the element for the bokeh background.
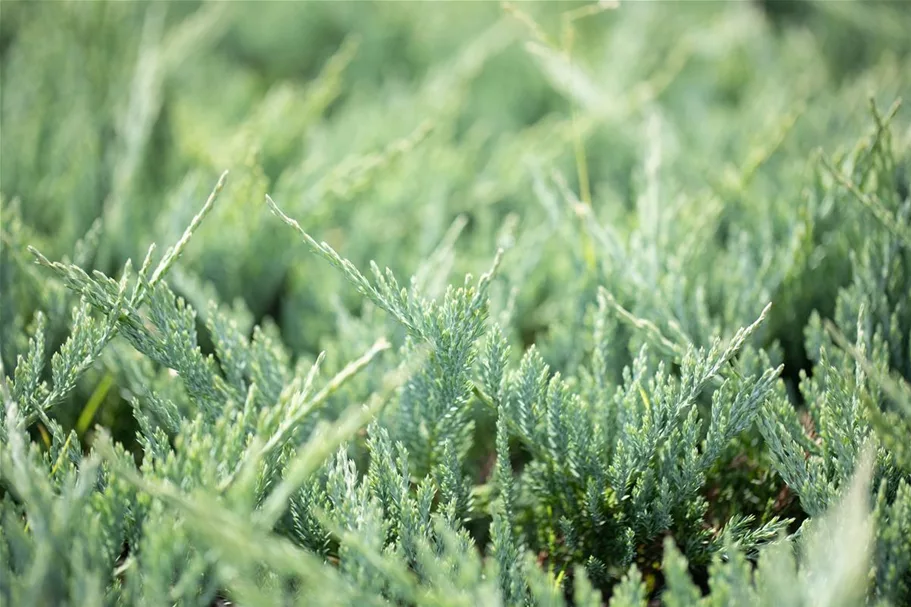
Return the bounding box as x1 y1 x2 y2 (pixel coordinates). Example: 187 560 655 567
2 0 911 446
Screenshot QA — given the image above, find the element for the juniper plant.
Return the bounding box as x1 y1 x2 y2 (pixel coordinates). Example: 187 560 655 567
2 2 911 606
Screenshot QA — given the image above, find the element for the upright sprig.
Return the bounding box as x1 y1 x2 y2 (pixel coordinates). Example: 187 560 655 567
267 194 505 478
7 172 228 428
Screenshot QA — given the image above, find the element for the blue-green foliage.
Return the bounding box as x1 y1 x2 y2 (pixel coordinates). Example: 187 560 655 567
2 1 911 605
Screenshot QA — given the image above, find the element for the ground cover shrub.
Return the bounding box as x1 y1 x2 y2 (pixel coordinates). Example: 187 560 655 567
2 1 911 605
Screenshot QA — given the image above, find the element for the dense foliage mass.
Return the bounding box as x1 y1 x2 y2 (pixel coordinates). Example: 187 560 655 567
2 2 911 605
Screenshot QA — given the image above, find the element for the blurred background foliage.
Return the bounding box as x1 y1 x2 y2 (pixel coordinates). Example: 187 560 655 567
1 0 910 445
